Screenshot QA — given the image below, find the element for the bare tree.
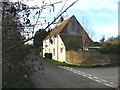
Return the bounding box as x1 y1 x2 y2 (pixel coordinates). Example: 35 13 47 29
80 16 95 50
81 17 94 39
1 0 79 53
100 35 105 43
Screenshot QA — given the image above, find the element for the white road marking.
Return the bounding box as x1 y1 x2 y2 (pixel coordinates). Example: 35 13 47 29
94 79 103 83
58 66 118 88
86 74 92 77
77 72 82 75
87 76 93 79
104 83 115 88
99 79 108 82
82 74 87 77
92 76 99 79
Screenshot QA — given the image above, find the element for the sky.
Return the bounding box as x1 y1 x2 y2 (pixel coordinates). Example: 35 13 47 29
13 0 119 42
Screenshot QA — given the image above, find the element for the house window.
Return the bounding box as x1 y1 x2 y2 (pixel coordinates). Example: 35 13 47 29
60 48 63 53
54 38 55 44
45 45 48 47
49 37 53 44
53 49 55 56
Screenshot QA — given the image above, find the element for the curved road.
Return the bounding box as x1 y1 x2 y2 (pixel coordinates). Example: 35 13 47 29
26 53 118 89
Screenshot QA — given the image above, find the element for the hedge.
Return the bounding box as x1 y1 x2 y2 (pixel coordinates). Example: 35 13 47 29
99 43 120 54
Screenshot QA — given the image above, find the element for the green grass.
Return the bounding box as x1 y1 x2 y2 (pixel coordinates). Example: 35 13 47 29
38 56 76 67
38 56 119 68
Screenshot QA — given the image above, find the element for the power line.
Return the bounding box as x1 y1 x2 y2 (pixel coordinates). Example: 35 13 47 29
56 0 67 17
1 0 79 54
44 0 78 31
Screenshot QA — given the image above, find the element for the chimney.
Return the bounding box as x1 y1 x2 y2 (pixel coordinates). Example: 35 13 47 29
58 16 64 23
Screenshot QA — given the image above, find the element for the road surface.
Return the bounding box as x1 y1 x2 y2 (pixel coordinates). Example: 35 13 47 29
59 66 118 88
25 53 118 89
0 53 2 90
72 66 118 85
0 62 2 90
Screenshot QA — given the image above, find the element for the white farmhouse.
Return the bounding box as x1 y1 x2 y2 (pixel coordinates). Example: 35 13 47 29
43 15 94 62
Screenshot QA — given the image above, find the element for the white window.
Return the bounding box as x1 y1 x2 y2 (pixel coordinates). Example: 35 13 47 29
54 38 55 44
60 48 63 53
53 49 55 56
45 45 48 47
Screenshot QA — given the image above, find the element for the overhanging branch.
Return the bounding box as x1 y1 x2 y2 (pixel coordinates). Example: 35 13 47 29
1 0 78 54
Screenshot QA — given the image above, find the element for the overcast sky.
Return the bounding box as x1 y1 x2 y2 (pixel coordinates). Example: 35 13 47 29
13 0 119 42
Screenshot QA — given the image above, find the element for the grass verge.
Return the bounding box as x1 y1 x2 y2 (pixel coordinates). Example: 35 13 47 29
38 56 119 68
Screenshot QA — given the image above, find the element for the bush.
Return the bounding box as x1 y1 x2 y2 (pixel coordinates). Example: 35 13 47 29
99 42 120 54
44 53 52 59
64 36 80 51
2 44 32 88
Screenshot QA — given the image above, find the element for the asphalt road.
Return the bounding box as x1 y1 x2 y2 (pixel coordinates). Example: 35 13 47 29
72 66 118 85
26 52 118 89
0 53 2 90
0 62 2 90
59 66 119 88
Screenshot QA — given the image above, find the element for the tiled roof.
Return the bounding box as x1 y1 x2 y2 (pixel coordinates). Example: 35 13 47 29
44 15 74 40
43 15 95 48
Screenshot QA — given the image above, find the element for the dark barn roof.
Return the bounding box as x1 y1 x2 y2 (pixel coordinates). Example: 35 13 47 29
44 15 95 50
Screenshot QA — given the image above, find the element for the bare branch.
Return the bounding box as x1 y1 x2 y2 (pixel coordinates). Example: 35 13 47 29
1 0 79 54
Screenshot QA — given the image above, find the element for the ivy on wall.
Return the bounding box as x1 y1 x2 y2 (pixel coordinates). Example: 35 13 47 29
63 35 81 51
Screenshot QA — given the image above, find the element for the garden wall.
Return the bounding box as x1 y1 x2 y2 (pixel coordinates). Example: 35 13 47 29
66 50 119 65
